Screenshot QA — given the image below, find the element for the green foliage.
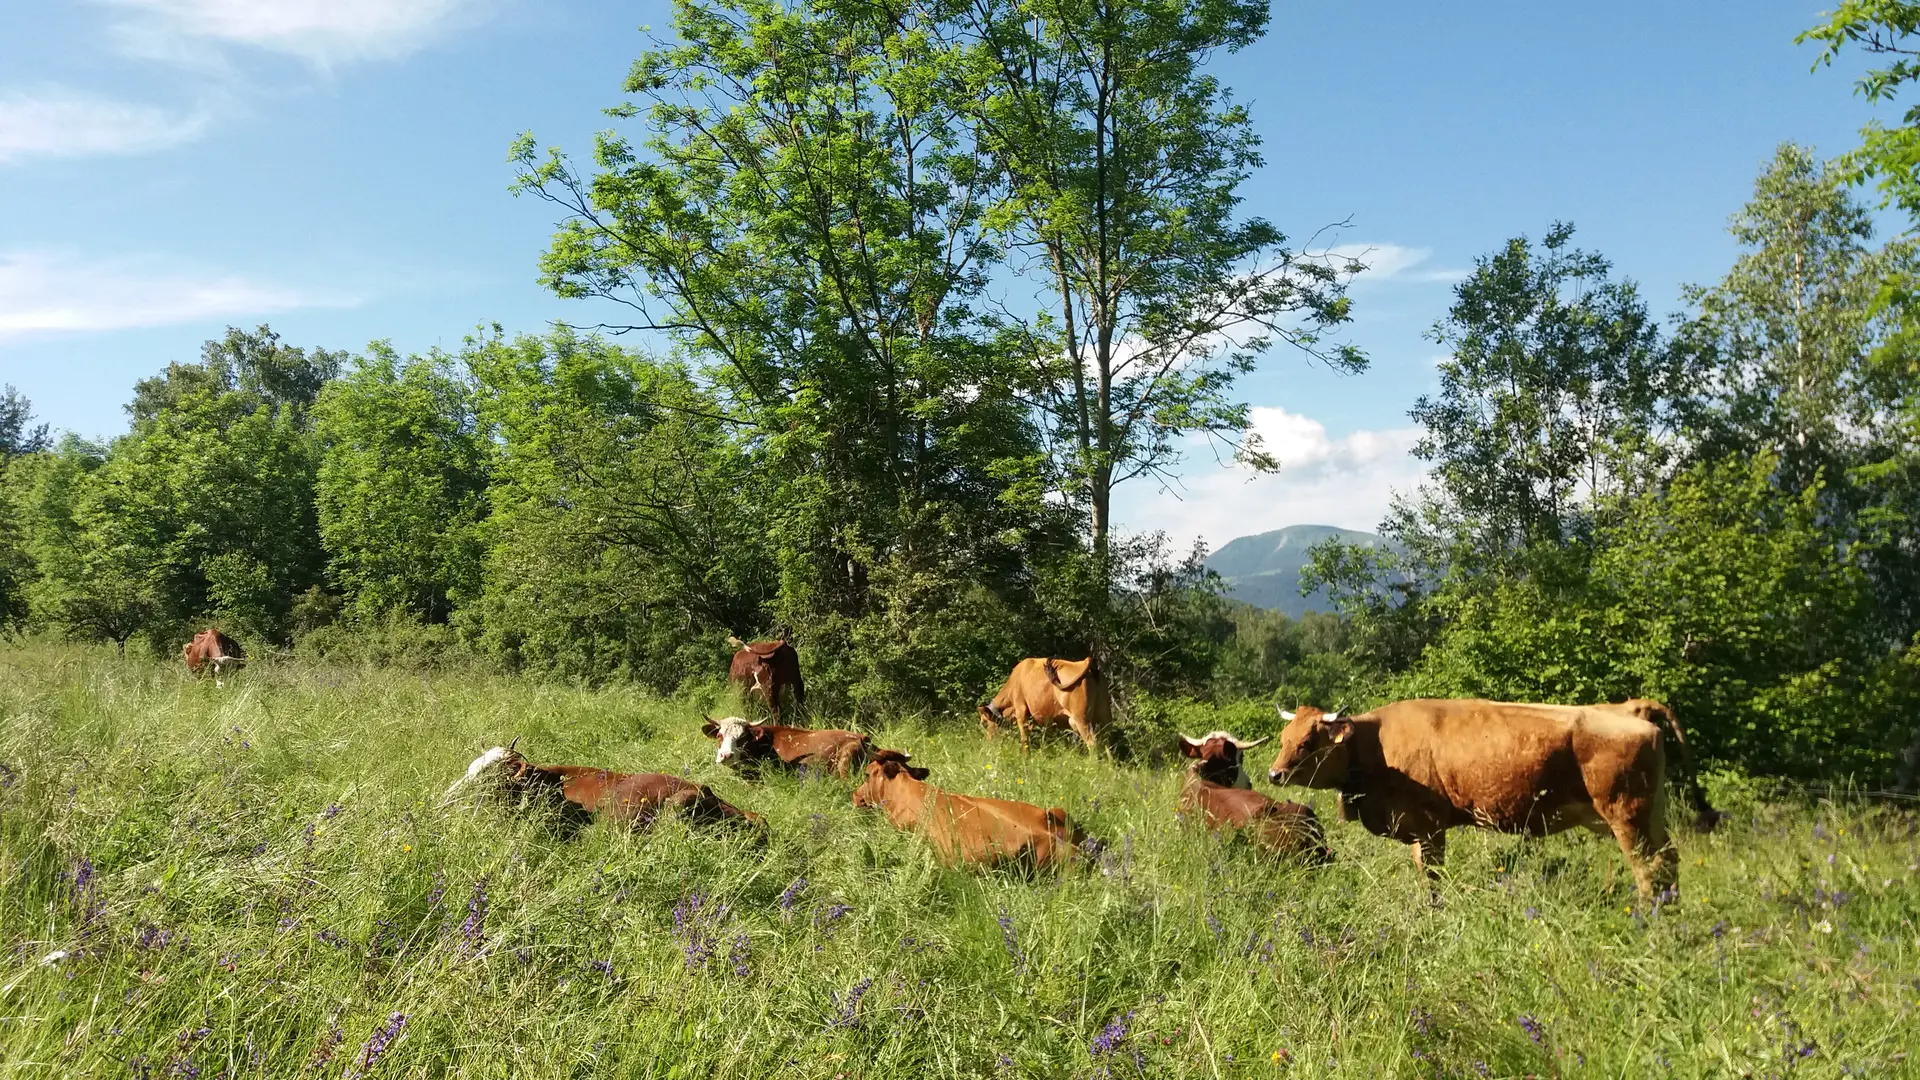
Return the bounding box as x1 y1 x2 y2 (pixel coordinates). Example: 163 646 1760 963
314 343 489 623
1801 2 1920 221
4 646 1917 1078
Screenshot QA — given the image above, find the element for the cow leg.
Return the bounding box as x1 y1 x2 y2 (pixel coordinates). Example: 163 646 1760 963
1014 709 1033 755
1409 831 1447 900
1066 709 1097 752
1607 813 1674 905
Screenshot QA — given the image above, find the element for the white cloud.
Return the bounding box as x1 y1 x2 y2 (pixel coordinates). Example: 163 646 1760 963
0 89 209 165
0 249 357 341
1325 243 1468 285
103 0 493 68
1114 406 1428 548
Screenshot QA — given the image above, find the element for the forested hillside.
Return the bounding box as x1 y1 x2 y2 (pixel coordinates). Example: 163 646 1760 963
4 2 1920 789
1205 526 1390 616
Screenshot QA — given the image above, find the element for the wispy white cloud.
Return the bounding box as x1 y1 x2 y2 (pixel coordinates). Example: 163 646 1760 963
0 88 210 165
103 0 495 69
0 249 358 341
1325 243 1469 285
1115 406 1428 547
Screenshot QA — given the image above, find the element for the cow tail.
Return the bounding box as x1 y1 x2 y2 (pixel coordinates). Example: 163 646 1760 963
1652 701 1721 832
792 659 806 705
1045 657 1093 692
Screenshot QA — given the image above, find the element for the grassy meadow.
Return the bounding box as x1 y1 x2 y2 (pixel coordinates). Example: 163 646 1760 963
0 644 1916 1079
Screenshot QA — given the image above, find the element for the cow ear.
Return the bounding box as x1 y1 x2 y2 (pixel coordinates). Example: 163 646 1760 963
701 719 720 738
1178 735 1204 757
1278 707 1297 721
747 724 772 740
906 765 931 780
1325 718 1354 744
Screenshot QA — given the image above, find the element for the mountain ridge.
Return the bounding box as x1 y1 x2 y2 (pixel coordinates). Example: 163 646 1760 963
1204 524 1390 617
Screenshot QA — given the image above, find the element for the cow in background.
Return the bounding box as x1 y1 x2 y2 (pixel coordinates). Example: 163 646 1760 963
1266 699 1715 901
852 749 1087 870
978 656 1111 753
1177 731 1330 863
182 628 245 687
444 743 763 832
727 637 806 723
701 716 870 778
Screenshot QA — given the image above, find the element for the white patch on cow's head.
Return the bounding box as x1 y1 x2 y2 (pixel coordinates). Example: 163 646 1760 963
443 746 518 804
709 716 749 764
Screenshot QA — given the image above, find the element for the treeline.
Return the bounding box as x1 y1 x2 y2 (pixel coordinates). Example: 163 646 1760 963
2 1 1919 786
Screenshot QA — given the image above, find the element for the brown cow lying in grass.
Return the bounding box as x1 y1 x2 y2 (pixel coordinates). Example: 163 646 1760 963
1177 731 1330 864
852 750 1087 870
1267 699 1714 901
978 656 1111 752
701 716 870 778
444 745 762 831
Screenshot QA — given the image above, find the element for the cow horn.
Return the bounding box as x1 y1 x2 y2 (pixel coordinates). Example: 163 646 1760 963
1324 711 1342 723
1231 735 1270 750
508 736 520 752
1278 708 1297 721
1177 733 1203 747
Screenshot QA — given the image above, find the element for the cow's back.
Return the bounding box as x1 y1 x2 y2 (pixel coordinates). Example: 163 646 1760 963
1367 699 1662 832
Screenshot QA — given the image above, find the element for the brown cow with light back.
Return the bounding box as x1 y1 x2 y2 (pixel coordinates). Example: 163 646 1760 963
852 750 1085 870
182 628 245 686
1265 698 1717 901
701 715 871 778
978 656 1110 752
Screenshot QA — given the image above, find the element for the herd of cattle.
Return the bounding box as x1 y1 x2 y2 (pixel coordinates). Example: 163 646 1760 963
187 630 1719 901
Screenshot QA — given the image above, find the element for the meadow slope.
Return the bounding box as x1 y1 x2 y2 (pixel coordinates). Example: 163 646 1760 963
0 645 1915 1078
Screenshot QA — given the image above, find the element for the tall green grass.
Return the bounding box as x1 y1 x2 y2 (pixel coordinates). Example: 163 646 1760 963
0 643 1914 1078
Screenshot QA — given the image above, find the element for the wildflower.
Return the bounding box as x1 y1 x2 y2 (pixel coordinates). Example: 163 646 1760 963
1409 1006 1433 1036
672 892 733 970
815 902 853 938
777 877 807 915
323 803 343 820
584 958 614 976
309 1026 345 1069
400 844 412 854
315 928 348 950
345 1012 407 1078
0 761 16 788
1523 906 1539 920
460 877 488 954
1089 1013 1132 1058
729 933 751 977
425 870 446 910
997 908 1026 973
1814 920 1833 934
1517 1015 1546 1045
827 977 874 1029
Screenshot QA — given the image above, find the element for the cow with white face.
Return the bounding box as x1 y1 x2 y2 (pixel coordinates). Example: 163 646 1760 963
700 716 872 778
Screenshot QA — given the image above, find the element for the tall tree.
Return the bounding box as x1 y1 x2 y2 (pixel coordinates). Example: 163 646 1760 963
314 344 489 623
1802 3 1920 222
1394 223 1676 572
0 386 51 460
963 0 1364 556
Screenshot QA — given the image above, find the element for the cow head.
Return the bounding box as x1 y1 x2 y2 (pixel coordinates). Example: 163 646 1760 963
442 741 530 805
1178 730 1268 789
1266 705 1351 789
702 715 773 766
852 749 928 808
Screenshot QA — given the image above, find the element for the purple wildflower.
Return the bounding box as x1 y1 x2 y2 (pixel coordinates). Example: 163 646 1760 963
672 892 733 971
425 869 446 911
1409 1006 1433 1036
315 928 348 950
1205 910 1225 940
1523 906 1539 920
345 1012 407 1079
827 977 874 1029
135 926 175 950
729 933 751 977
814 902 853 940
308 1024 345 1068
777 877 806 914
0 761 16 788
584 958 614 976
1517 1015 1546 1045
460 877 488 954
997 908 1026 973
323 803 343 820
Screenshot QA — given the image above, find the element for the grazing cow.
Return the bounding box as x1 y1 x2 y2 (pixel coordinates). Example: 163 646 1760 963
701 716 871 778
852 750 1085 870
443 744 762 831
977 657 1111 752
727 637 806 723
182 628 245 687
1177 731 1330 863
1266 699 1715 901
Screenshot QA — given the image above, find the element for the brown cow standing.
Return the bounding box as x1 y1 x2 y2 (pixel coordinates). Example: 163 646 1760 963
977 657 1111 752
182 628 245 687
727 637 806 723
701 716 870 778
444 745 762 830
852 750 1085 870
1177 731 1330 864
1266 699 1715 901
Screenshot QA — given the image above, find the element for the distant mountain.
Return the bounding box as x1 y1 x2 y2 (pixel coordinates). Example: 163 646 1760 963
1205 524 1391 617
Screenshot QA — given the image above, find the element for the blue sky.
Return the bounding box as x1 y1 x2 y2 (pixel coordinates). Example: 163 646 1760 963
0 1 1898 546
